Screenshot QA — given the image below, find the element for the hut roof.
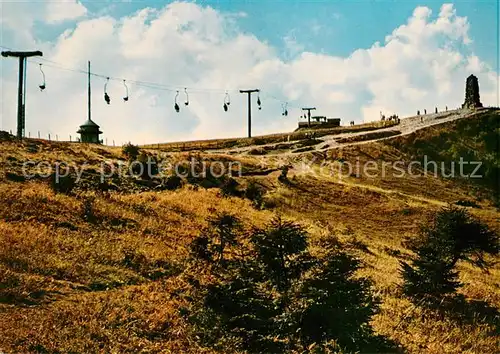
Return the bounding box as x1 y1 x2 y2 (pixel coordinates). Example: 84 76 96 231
77 119 102 134
79 119 100 128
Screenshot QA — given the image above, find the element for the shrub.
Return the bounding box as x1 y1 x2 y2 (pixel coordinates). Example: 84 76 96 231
122 143 140 160
164 175 183 190
244 181 264 208
132 153 159 179
187 216 384 353
251 137 267 146
250 216 311 291
189 213 241 264
219 177 241 198
278 165 291 184
189 235 212 262
219 179 264 208
5 172 25 183
455 199 480 208
248 148 267 155
401 205 499 302
295 253 380 349
81 197 97 223
50 173 76 194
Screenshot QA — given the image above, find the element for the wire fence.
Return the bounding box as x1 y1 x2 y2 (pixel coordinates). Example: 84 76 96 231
1 129 126 147
0 119 397 151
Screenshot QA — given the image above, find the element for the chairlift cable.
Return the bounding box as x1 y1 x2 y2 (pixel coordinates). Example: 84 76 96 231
21 58 312 111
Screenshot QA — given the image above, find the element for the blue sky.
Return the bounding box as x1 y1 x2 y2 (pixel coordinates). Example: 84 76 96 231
25 1 499 70
75 0 498 68
1 1 499 143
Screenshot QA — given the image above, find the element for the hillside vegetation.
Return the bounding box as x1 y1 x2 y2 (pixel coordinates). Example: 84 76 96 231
141 120 396 152
0 110 498 353
387 109 500 203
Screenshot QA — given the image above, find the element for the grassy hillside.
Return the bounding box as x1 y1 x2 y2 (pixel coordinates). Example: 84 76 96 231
141 120 396 152
386 109 500 204
0 111 498 353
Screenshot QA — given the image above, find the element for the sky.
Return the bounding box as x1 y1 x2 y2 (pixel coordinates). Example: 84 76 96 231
0 0 499 144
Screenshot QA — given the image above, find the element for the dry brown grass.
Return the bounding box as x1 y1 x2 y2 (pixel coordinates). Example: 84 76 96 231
0 115 498 353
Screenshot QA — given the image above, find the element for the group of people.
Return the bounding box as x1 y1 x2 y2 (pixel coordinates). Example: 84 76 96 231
304 132 317 140
380 112 400 124
417 106 449 116
378 104 453 125
416 106 449 122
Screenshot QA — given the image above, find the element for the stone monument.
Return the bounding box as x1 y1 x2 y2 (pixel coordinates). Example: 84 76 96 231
462 74 483 109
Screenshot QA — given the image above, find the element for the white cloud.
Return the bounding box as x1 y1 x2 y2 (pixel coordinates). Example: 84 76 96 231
0 1 87 32
45 0 87 24
0 2 498 144
283 30 305 59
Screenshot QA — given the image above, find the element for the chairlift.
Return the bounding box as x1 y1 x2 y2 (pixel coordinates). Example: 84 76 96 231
174 91 180 112
184 88 189 106
38 64 46 91
223 91 231 112
123 80 129 102
104 77 111 104
282 102 288 116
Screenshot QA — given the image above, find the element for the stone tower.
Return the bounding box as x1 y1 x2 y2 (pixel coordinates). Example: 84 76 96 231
462 74 483 109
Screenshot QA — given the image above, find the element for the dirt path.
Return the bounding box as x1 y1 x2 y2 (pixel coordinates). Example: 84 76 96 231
213 108 478 156
315 109 474 151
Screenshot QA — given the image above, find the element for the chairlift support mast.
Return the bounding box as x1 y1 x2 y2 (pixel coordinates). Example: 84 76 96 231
1 50 43 138
302 107 316 128
239 89 260 138
88 61 91 122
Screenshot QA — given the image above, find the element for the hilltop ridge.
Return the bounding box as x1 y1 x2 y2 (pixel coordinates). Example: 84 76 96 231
0 108 498 353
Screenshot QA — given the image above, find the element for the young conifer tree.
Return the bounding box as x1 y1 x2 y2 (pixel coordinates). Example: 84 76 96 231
401 205 498 302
